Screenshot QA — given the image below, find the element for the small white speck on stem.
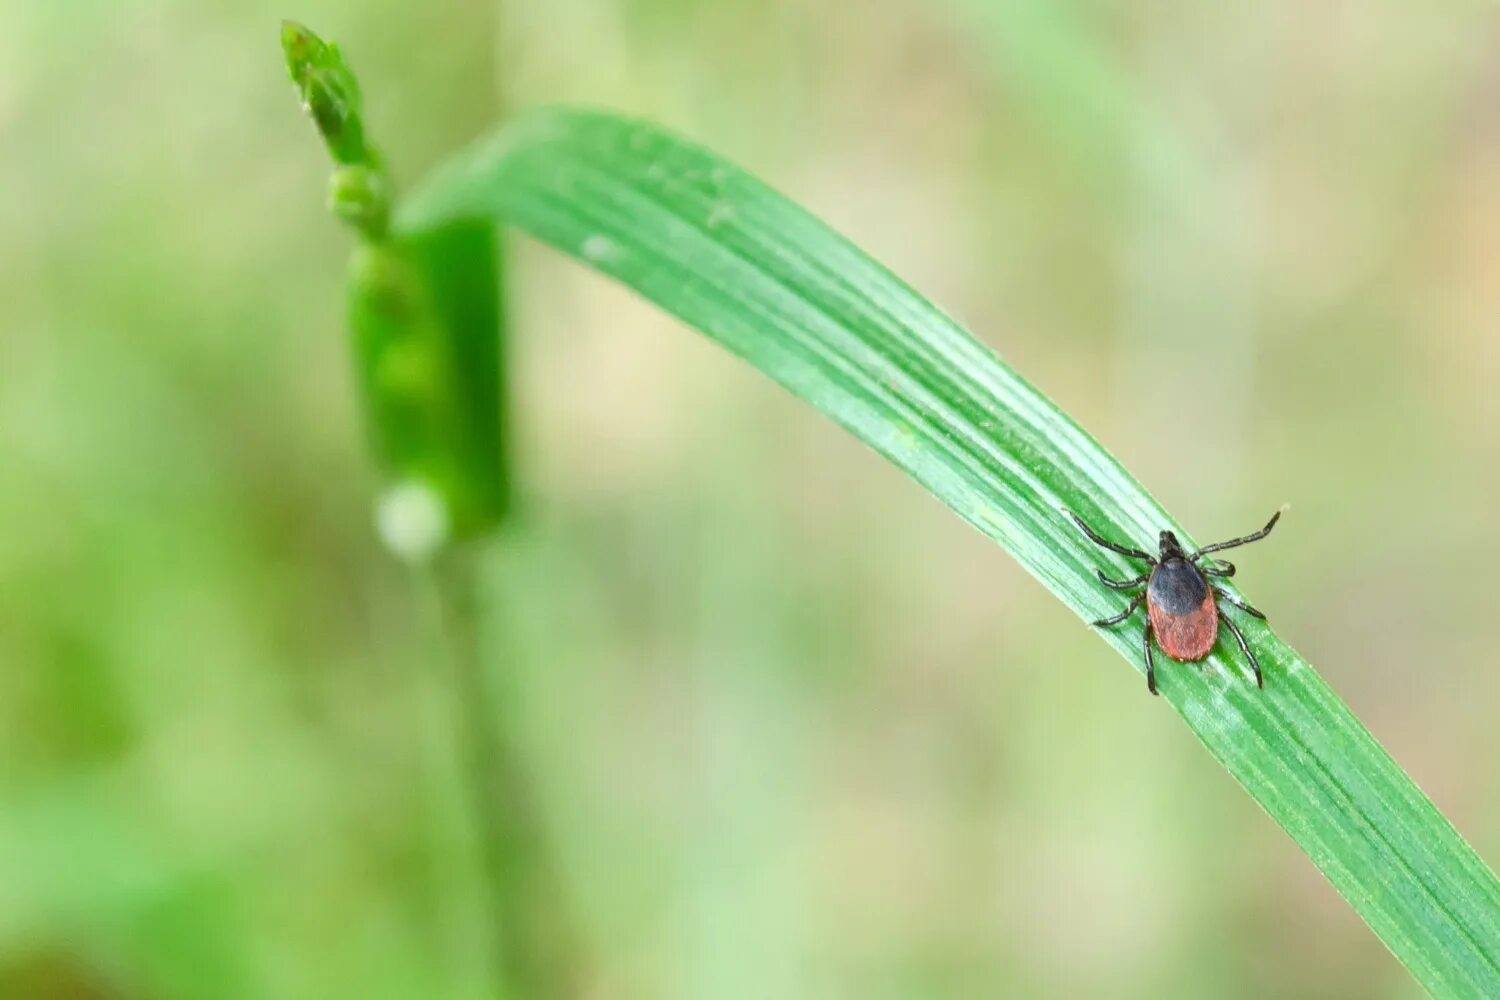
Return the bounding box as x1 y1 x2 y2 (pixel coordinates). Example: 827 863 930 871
375 479 450 562
581 234 617 262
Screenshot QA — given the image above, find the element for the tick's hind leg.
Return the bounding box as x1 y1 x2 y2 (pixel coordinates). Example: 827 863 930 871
1212 586 1266 620
1143 621 1157 696
1091 591 1145 628
1218 609 1262 688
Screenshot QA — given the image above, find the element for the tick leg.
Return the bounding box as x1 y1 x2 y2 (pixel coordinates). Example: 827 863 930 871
1091 591 1145 628
1143 620 1158 696
1097 568 1150 590
1195 510 1282 557
1065 511 1155 563
1211 586 1266 620
1196 556 1236 577
1218 609 1262 688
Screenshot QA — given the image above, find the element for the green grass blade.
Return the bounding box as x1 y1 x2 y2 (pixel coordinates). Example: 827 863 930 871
396 107 1500 996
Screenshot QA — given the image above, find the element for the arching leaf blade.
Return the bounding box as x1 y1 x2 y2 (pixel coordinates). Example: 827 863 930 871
397 107 1500 997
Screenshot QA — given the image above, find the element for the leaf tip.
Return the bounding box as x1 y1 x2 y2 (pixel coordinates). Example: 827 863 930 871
279 19 321 83
279 19 369 167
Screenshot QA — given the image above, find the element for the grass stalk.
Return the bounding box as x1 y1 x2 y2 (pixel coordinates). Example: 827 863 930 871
431 548 575 999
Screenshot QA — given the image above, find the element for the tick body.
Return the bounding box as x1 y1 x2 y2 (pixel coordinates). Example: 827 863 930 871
1067 510 1282 695
1147 557 1217 661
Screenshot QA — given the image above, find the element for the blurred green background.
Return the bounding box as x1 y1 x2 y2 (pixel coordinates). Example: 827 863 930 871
4 1 1500 997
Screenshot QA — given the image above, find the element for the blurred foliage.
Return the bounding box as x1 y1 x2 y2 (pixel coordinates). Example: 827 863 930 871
2 1 1499 998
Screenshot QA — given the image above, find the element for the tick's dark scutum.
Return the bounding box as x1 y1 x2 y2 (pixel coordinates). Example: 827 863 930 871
1148 559 1209 615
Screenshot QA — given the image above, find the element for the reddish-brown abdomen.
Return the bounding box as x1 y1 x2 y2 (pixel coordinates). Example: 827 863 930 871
1149 591 1218 661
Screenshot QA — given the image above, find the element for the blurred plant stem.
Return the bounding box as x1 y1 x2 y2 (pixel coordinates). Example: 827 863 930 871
282 20 572 997
432 549 577 1000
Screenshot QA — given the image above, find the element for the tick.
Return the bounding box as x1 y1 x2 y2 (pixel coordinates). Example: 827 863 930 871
1066 509 1282 695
